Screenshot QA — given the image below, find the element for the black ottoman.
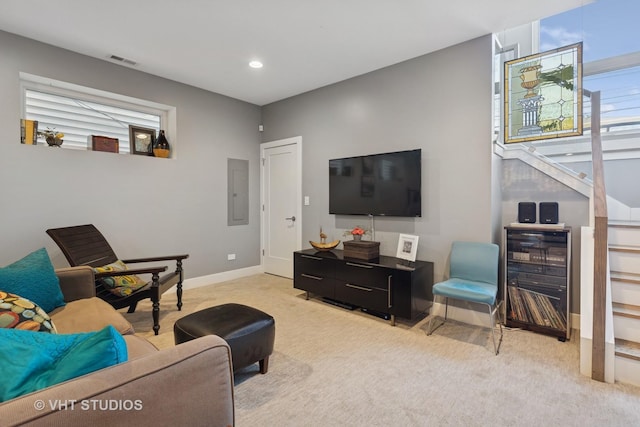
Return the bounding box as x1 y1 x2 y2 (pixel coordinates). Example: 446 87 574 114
174 303 275 374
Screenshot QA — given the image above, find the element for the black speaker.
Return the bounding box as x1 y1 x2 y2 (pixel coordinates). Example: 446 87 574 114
540 202 559 224
518 202 536 223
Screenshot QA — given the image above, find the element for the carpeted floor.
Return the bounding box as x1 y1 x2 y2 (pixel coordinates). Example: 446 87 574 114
125 274 640 426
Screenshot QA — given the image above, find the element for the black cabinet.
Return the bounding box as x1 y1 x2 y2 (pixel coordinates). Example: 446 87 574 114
294 249 433 325
295 252 338 299
504 226 571 341
334 261 391 314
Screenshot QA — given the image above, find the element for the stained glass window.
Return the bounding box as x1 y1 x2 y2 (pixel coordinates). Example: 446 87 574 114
504 43 583 143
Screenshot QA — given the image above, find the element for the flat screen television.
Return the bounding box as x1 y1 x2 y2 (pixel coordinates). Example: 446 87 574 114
329 149 421 217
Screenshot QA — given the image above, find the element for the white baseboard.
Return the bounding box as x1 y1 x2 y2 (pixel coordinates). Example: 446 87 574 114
615 354 640 387
580 336 615 383
165 264 264 293
432 301 582 335
571 312 580 333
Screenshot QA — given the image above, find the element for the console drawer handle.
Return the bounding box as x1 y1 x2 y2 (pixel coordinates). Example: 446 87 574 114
346 262 373 269
387 275 393 308
346 283 372 292
301 273 323 281
301 255 323 260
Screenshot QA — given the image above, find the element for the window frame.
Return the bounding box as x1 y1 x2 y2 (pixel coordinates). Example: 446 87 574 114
19 72 177 155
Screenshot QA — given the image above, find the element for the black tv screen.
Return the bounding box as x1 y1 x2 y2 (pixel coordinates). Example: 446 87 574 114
329 149 421 217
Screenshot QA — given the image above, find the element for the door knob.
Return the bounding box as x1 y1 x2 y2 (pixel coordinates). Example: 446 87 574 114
285 216 296 222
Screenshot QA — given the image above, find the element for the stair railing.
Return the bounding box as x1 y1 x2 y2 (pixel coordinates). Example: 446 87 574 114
585 89 609 382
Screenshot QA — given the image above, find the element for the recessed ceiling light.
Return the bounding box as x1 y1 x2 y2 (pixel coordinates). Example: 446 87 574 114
249 60 263 69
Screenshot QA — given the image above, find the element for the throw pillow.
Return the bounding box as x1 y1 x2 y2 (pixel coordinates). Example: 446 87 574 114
0 291 56 333
0 248 66 313
0 325 128 402
94 260 146 297
48 297 135 335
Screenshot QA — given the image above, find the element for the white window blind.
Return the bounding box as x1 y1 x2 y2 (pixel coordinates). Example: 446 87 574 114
20 73 173 153
25 89 161 152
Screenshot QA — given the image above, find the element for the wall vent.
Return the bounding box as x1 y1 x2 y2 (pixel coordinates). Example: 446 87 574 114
108 54 137 66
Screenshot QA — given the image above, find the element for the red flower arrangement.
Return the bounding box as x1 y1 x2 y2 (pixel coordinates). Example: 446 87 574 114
343 226 369 238
350 227 366 236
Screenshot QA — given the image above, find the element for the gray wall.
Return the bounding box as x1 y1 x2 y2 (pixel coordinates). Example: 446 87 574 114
501 159 590 314
0 31 262 277
262 35 497 282
568 158 640 208
1 29 590 318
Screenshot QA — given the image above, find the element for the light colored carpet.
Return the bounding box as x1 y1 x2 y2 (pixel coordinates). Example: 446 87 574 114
125 274 640 426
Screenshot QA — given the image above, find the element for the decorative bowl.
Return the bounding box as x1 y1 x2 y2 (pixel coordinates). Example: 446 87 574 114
309 240 340 252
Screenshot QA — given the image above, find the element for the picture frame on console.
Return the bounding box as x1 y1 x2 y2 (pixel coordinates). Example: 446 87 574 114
396 234 419 262
129 125 156 156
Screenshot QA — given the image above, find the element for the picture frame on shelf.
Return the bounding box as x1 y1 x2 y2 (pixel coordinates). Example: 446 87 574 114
396 234 419 262
128 125 155 155
89 135 119 153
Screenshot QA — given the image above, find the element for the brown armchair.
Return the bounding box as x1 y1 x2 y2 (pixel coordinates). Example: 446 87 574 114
46 224 188 335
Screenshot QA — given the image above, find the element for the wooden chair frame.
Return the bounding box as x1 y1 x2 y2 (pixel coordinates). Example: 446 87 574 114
47 224 188 335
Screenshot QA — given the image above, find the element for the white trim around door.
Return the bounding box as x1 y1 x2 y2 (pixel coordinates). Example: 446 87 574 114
260 136 302 278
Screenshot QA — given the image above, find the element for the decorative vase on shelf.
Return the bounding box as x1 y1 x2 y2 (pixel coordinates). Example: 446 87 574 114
147 134 155 156
153 130 170 158
353 234 362 241
46 136 63 147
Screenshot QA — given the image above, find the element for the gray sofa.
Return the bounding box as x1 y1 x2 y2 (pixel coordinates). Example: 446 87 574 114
0 266 235 427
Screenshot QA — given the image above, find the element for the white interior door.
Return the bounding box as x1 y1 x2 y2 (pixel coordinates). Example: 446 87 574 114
261 137 302 278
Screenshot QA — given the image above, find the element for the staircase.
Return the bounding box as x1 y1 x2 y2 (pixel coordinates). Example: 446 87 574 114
497 115 640 385
609 222 640 386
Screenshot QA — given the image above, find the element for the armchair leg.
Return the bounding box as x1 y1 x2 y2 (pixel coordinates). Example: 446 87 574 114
427 316 445 335
152 299 160 335
429 298 503 355
176 283 183 312
427 297 447 336
151 272 161 335
176 259 184 311
487 302 503 356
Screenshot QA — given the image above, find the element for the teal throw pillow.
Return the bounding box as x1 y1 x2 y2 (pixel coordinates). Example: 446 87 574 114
0 248 65 313
0 325 128 402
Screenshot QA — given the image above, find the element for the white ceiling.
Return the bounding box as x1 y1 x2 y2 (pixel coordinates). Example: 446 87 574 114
0 0 586 106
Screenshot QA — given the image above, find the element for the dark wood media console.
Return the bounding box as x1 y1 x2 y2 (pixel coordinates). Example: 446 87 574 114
293 249 434 325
